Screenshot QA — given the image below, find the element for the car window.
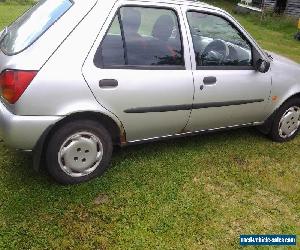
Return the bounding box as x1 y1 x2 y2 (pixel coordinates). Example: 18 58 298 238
94 6 184 68
0 0 72 55
95 15 126 67
187 12 252 68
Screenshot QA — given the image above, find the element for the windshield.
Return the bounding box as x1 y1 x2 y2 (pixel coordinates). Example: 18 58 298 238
0 0 73 55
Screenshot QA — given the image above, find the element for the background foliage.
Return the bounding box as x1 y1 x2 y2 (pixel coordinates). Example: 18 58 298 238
0 0 36 4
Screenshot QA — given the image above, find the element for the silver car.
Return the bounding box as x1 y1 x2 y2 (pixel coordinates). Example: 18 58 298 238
0 0 300 184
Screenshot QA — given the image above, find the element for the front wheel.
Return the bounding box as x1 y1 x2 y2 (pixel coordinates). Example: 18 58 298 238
269 98 300 142
46 120 113 184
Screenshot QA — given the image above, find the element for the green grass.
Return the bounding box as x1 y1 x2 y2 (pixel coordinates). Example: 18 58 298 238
0 2 300 249
0 4 31 29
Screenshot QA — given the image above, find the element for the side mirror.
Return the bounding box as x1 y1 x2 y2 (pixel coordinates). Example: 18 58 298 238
256 59 270 73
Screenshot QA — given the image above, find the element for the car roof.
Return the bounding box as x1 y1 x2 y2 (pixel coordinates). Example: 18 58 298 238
124 0 221 11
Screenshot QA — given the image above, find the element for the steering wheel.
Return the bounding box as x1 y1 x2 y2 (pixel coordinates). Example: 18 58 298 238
224 44 239 65
201 39 229 66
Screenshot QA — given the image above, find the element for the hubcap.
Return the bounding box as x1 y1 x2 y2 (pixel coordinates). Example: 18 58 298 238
278 106 300 139
58 132 103 178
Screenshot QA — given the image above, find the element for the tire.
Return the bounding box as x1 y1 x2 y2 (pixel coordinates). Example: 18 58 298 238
269 98 300 142
46 120 113 184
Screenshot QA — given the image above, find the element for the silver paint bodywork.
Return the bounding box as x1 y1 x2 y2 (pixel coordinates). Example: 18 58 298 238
0 0 300 151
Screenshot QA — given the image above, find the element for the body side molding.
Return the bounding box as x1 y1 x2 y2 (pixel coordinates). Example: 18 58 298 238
124 99 264 113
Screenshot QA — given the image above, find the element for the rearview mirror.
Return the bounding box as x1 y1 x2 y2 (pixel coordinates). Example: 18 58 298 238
256 59 270 73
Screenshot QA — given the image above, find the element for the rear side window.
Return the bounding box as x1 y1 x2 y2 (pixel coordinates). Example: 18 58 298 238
0 0 72 55
94 6 184 68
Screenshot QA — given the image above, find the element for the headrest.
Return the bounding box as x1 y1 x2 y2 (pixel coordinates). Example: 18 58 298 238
152 15 174 42
121 8 142 33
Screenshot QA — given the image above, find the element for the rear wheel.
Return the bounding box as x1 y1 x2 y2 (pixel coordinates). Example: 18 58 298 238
46 120 113 184
269 98 300 142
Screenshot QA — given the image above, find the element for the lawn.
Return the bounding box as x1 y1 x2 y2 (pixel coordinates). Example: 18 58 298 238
0 1 300 249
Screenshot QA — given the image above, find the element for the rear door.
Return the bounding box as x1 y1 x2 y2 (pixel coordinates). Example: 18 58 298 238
83 2 194 142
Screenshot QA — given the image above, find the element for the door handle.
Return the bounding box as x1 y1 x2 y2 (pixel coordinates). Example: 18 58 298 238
99 79 118 88
203 76 217 85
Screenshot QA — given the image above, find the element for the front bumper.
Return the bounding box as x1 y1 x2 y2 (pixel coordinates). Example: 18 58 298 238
0 101 62 150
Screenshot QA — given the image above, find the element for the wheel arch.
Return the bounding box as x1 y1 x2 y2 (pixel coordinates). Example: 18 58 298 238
33 111 126 171
259 93 300 134
283 92 300 102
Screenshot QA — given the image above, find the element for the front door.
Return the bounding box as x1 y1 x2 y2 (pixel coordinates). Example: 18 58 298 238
83 4 194 141
182 8 271 132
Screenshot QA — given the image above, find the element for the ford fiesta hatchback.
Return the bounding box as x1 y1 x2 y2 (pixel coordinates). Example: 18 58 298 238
1 0 300 184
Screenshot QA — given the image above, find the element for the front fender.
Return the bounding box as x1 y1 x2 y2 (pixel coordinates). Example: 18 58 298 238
266 52 300 115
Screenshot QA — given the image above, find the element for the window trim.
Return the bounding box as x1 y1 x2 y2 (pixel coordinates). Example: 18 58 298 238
94 4 186 70
196 65 255 70
186 10 255 71
100 65 186 70
117 10 129 65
